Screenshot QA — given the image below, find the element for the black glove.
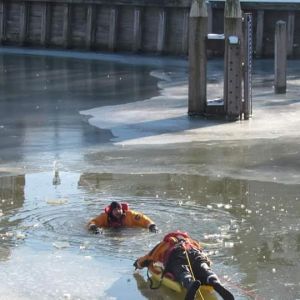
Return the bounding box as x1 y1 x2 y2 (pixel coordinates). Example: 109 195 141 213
133 259 151 270
149 224 158 233
89 224 100 234
133 259 139 270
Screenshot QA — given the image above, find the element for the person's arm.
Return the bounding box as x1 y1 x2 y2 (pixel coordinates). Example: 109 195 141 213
128 210 158 232
133 242 162 269
87 213 107 233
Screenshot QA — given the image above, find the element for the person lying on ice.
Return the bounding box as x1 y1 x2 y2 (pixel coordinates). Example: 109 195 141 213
87 201 158 233
133 230 234 300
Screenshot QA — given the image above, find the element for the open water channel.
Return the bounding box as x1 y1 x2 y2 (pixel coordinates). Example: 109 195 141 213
0 48 299 300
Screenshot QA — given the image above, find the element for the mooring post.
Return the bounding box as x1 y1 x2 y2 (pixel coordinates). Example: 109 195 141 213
188 0 208 116
224 0 242 121
274 20 287 94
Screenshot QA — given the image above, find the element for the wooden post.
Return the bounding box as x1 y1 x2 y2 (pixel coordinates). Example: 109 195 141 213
41 2 51 47
0 2 7 44
274 21 287 94
19 2 29 46
287 11 295 57
207 2 213 33
133 7 142 52
227 38 242 119
157 8 167 54
224 0 242 120
62 4 71 49
255 10 264 58
86 4 96 50
108 7 118 51
181 8 189 55
188 0 208 115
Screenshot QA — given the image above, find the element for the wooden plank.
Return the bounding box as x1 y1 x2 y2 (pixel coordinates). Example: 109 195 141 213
62 3 71 48
287 11 295 57
274 20 287 94
19 2 29 45
133 6 142 52
86 4 96 49
108 7 118 51
255 10 264 58
157 8 167 53
40 2 50 46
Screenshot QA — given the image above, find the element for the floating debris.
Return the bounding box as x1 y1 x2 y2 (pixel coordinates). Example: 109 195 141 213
46 198 68 205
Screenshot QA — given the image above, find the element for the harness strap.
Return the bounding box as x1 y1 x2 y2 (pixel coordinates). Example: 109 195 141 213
146 267 163 290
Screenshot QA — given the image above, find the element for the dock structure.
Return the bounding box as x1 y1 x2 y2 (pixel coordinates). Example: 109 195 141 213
188 0 252 121
0 0 299 58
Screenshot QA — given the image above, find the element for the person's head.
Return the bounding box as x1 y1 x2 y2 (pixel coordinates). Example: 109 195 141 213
109 201 123 219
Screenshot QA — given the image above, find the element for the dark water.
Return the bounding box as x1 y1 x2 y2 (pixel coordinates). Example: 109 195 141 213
0 49 299 300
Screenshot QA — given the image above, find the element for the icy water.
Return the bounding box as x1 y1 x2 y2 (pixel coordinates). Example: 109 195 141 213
0 48 300 300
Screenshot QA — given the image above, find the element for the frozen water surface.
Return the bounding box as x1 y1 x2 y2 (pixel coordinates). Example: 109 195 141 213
0 48 300 300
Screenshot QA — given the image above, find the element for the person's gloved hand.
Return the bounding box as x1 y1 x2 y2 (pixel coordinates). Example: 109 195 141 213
149 224 158 233
133 259 140 270
133 259 150 270
89 224 101 234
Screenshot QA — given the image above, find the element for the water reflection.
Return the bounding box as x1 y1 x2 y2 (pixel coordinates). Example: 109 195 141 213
0 175 25 260
0 52 159 162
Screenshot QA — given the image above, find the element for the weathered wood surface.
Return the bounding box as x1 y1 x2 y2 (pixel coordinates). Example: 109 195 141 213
274 20 287 94
188 0 208 115
0 0 300 57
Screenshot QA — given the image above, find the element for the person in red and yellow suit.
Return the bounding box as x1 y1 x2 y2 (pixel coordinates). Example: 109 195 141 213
87 201 158 233
134 231 234 300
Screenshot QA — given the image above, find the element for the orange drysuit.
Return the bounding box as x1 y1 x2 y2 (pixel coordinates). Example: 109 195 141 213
88 203 154 229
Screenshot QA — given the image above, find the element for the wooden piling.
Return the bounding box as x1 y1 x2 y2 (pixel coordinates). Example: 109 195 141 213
133 7 142 52
41 2 51 47
62 4 71 49
255 10 264 58
108 7 118 51
224 0 242 120
181 8 189 55
86 4 96 50
287 11 295 57
157 8 167 54
188 0 208 116
274 20 287 94
0 1 7 44
19 2 29 46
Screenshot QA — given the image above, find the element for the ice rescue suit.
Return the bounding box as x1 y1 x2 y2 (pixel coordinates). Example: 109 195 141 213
88 202 154 229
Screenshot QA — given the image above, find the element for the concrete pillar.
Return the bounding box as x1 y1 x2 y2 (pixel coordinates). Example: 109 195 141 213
188 0 208 116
